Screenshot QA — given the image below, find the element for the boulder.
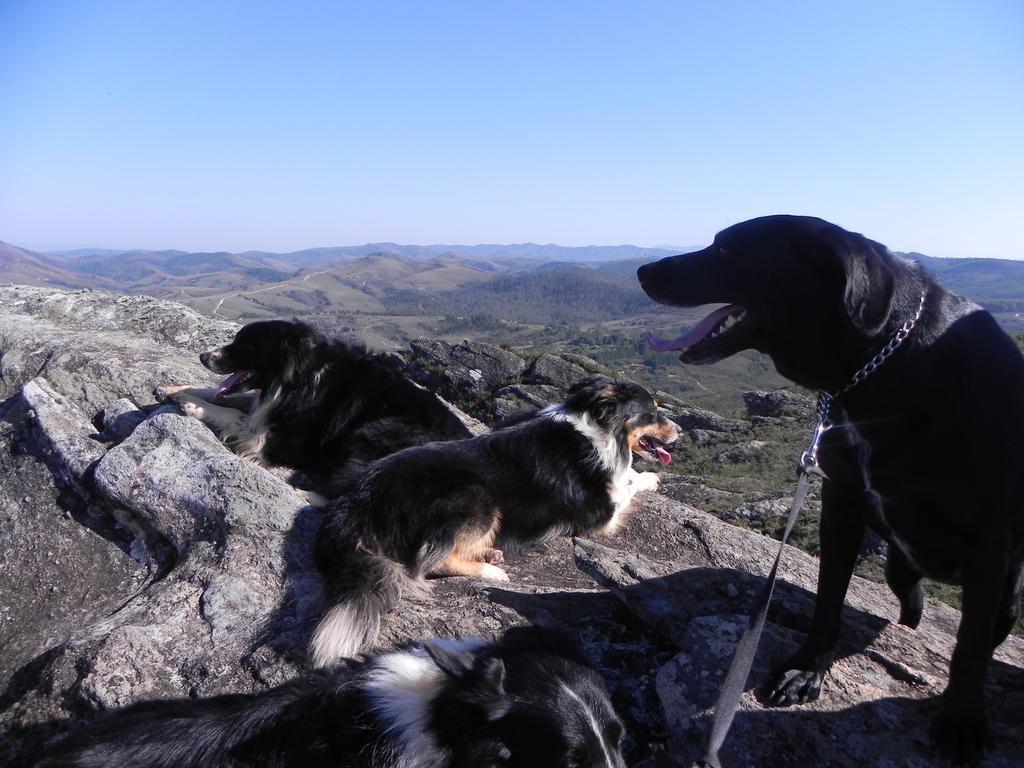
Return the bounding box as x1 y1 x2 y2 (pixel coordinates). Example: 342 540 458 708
490 383 564 421
743 389 816 419
522 353 589 388
0 286 233 415
405 338 527 407
19 378 108 496
667 403 749 434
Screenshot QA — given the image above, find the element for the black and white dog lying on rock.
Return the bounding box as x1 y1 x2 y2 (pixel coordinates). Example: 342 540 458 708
156 320 472 495
40 625 627 768
311 376 680 667
639 214 1024 765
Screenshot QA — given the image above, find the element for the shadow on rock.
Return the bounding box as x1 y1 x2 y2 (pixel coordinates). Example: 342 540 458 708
247 504 325 679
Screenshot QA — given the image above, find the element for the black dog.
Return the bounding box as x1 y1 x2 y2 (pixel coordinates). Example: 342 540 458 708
156 320 472 495
638 215 1024 764
311 376 679 667
39 625 627 768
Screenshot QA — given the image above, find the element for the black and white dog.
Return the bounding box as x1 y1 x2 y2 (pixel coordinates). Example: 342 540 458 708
639 215 1024 764
156 320 472 495
40 625 627 768
311 376 680 666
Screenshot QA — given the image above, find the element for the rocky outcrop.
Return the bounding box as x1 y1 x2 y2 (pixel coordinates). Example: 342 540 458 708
490 383 564 421
1 286 1022 767
404 338 612 422
0 285 234 414
658 392 750 435
405 338 527 408
743 389 816 420
522 352 589 389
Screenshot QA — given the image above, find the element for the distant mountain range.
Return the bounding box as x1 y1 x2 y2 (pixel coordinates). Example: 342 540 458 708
44 242 685 266
3 239 1024 327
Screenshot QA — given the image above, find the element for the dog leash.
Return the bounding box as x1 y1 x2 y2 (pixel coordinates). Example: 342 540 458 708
691 415 826 768
690 289 927 768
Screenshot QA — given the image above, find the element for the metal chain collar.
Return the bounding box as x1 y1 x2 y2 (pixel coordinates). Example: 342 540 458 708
799 289 927 470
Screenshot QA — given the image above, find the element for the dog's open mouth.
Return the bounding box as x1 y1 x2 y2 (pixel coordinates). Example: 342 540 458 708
637 435 673 465
214 371 254 400
644 304 755 364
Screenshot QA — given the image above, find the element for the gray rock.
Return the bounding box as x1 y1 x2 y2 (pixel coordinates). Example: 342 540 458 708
405 338 527 406
0 286 232 416
522 353 588 388
724 495 796 522
0 396 146 713
94 411 307 557
656 475 741 511
20 378 108 496
490 383 563 421
559 352 607 374
671 405 749 434
743 389 816 419
433 392 489 436
575 499 1024 767
0 285 238 350
98 398 148 443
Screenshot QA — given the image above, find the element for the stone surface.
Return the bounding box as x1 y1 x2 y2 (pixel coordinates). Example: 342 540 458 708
523 353 589 389
490 383 564 421
668 403 750 434
0 286 233 415
743 389 816 419
405 337 528 408
19 378 108 496
0 286 1021 768
576 496 1024 767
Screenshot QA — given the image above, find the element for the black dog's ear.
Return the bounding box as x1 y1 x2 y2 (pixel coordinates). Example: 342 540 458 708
837 237 897 336
427 644 507 694
280 334 317 384
426 644 510 726
424 643 478 678
425 642 506 683
565 376 623 427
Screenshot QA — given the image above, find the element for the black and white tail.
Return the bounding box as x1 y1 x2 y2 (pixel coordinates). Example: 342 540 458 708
310 515 422 668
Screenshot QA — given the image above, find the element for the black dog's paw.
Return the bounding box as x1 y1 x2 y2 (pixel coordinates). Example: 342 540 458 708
897 584 924 629
932 707 988 766
761 668 823 707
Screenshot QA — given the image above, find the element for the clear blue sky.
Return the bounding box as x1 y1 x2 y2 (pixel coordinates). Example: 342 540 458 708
1 1 1021 258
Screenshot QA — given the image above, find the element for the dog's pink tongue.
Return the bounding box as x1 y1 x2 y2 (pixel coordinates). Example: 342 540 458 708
644 304 739 352
655 445 672 465
214 371 249 400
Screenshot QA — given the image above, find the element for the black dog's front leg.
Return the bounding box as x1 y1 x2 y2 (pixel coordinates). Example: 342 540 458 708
885 546 924 628
764 479 865 706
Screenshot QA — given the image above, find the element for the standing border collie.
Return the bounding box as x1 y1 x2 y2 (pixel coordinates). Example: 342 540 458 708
156 320 472 495
311 376 680 666
40 625 627 768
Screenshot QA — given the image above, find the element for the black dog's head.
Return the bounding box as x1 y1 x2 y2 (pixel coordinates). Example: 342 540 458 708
563 376 680 465
637 215 915 391
200 320 322 399
425 625 627 768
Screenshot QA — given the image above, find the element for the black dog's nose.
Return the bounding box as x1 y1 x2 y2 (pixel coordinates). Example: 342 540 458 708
199 351 211 367
637 262 653 285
